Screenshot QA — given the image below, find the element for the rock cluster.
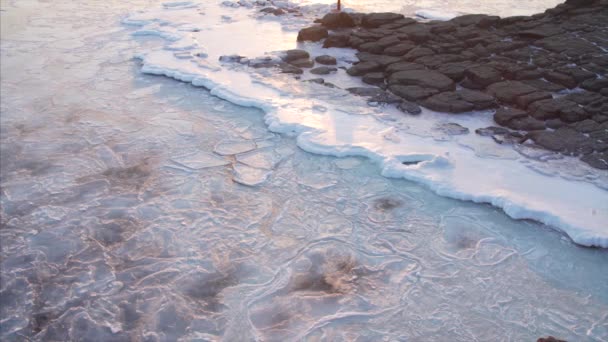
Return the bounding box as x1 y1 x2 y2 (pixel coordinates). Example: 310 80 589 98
297 0 608 169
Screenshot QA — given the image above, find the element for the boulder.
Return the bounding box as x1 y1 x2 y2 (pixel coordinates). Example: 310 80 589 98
516 91 553 109
383 42 415 56
347 61 382 76
323 34 350 48
290 58 314 68
528 127 593 154
459 89 496 109
450 14 500 28
320 12 356 29
359 42 385 54
544 71 577 88
310 66 337 75
475 126 510 136
494 107 528 126
362 72 385 85
362 13 405 28
487 81 537 103
389 85 439 101
581 152 608 169
528 98 590 122
282 49 310 62
581 78 608 92
315 55 337 65
279 63 303 74
398 101 422 114
422 92 475 112
403 47 435 61
346 87 385 97
505 116 546 131
297 26 329 42
355 53 401 67
385 62 425 75
388 69 455 92
464 65 503 88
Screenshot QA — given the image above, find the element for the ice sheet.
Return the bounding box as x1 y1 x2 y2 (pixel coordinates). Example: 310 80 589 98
124 1 608 248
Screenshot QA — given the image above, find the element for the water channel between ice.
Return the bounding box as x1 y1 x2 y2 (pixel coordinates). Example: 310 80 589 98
1 0 607 341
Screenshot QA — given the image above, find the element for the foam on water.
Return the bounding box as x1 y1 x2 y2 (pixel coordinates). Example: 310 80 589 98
123 0 608 247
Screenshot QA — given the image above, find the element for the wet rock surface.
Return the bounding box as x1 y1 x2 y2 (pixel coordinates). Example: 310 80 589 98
297 0 608 169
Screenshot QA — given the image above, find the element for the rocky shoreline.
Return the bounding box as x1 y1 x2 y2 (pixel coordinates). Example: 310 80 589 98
289 0 608 170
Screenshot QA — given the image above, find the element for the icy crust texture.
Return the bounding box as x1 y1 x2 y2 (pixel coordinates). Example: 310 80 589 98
123 1 608 247
2 0 608 340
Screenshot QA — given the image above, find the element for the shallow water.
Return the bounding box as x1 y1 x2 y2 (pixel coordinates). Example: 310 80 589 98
1 0 608 341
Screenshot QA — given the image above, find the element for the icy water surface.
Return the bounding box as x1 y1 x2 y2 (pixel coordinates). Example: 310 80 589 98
1 0 608 341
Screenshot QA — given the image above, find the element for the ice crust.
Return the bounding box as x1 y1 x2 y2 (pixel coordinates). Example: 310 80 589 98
124 1 608 248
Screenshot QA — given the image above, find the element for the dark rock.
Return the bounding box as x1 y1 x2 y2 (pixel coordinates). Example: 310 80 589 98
536 36 600 57
355 53 401 67
494 107 528 126
487 81 537 103
415 54 467 69
359 41 385 54
435 122 470 135
505 116 546 131
581 78 608 92
310 66 337 75
362 13 405 28
321 12 356 29
306 78 325 84
389 85 439 101
516 91 553 109
297 26 329 42
493 132 526 144
347 61 382 76
388 69 455 92
362 72 385 85
369 92 402 104
398 24 432 43
528 98 590 122
465 65 503 88
383 42 416 56
475 126 510 136
283 49 310 62
315 55 337 65
376 35 401 48
571 119 599 133
558 67 596 83
260 7 285 16
436 62 472 81
528 127 593 154
379 18 417 30
279 63 303 74
403 47 435 61
544 71 577 89
346 87 385 97
517 24 564 39
523 79 565 92
512 69 543 80
323 34 350 48
584 98 608 116
385 62 425 75
451 14 499 28
290 58 314 68
422 91 475 113
546 119 566 129
398 101 422 114
459 89 496 109
581 152 608 169
564 91 603 105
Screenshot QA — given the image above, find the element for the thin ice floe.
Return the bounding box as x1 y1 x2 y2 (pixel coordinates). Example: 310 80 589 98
123 1 608 247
